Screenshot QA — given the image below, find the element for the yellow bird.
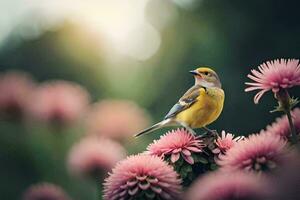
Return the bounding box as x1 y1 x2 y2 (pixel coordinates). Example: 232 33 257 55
135 67 225 137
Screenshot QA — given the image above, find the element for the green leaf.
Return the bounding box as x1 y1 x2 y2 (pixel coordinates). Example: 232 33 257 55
180 164 193 178
210 163 218 170
270 104 284 113
290 97 299 109
270 97 299 113
173 163 181 172
195 156 208 164
176 156 184 166
187 172 195 181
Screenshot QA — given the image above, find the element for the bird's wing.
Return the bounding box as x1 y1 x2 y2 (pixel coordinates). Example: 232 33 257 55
164 85 205 119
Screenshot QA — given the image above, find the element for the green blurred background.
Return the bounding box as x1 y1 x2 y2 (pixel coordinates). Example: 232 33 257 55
1 0 300 199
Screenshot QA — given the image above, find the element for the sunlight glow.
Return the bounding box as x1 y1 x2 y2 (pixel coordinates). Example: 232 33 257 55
0 0 173 61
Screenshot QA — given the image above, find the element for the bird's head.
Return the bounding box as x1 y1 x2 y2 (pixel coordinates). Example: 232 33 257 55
189 67 222 88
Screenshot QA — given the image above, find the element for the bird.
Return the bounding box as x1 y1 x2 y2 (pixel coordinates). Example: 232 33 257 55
134 67 225 137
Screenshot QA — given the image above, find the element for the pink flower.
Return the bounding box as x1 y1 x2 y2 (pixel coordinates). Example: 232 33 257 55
103 154 182 200
147 129 205 165
86 100 149 140
185 171 270 200
23 182 71 200
0 71 35 117
67 136 126 177
218 132 288 173
212 130 244 155
27 81 90 125
263 107 300 139
245 59 300 103
268 152 300 200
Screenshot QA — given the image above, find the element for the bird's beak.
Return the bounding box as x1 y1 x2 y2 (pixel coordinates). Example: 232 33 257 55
189 70 200 76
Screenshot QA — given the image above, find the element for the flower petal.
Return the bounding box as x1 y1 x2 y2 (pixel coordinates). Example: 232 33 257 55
171 153 180 163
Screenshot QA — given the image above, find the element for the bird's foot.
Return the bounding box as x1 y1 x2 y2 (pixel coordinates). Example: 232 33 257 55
203 127 218 137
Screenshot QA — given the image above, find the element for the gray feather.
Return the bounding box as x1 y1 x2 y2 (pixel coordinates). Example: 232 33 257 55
134 119 175 137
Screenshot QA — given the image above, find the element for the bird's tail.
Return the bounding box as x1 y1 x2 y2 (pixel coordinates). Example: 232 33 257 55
134 119 174 137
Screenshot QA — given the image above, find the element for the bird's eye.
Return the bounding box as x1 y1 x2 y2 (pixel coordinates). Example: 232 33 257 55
204 72 210 76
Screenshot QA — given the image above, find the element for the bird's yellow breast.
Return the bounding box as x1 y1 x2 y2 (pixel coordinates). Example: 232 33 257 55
175 87 224 128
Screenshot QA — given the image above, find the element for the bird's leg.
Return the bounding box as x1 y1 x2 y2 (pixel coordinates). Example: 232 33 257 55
185 127 197 135
203 126 218 137
187 127 198 135
176 121 197 135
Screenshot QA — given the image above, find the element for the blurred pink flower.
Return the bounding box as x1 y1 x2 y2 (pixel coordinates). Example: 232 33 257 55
263 107 300 139
212 130 244 155
218 132 288 173
0 71 34 117
245 59 300 103
67 136 126 177
147 128 205 164
23 182 71 200
103 154 182 200
27 81 90 125
185 171 269 200
86 100 150 140
268 152 300 200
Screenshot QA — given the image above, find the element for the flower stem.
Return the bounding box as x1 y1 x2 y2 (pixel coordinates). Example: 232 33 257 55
98 178 101 200
286 110 297 144
96 173 103 200
275 89 298 144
